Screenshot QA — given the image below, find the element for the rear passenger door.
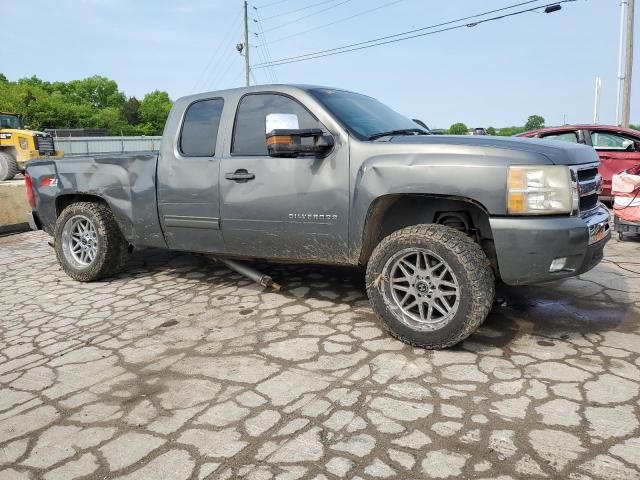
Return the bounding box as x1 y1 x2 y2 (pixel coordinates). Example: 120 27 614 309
157 98 226 252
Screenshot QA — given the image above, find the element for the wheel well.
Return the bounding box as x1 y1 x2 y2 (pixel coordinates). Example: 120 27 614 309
358 194 497 271
55 194 107 217
0 147 18 159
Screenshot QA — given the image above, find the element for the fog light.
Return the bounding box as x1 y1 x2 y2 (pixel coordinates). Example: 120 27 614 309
549 257 568 272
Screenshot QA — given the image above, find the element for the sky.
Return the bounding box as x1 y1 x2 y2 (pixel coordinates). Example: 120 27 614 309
2 0 638 128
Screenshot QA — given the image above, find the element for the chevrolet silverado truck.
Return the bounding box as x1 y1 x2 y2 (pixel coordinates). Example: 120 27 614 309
25 85 611 349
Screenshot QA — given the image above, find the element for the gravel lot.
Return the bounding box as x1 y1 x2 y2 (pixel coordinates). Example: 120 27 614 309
1 230 639 479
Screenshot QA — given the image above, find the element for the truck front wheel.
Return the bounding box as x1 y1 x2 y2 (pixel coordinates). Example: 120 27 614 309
54 202 129 282
0 151 18 181
366 224 494 349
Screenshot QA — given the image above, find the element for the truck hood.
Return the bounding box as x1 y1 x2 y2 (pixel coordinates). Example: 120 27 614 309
385 134 600 166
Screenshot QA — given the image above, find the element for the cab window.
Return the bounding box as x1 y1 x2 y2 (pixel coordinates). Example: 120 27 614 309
540 131 578 143
180 98 224 156
590 131 637 151
232 94 323 155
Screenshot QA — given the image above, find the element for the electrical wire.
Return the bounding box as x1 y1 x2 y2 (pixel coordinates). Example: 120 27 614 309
255 0 406 47
207 42 243 90
256 0 297 9
193 8 244 91
253 0 572 68
253 8 279 82
261 0 354 33
259 0 340 21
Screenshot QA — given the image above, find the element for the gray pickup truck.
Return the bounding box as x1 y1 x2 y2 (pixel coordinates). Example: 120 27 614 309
26 85 610 349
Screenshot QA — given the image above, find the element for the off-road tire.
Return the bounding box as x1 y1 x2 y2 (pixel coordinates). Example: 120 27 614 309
0 151 18 181
366 224 494 349
54 202 129 282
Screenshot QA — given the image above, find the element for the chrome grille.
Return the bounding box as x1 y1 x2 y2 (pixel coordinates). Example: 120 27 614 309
573 163 601 216
35 134 56 154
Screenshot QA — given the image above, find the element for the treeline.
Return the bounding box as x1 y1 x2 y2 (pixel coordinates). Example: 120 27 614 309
445 115 640 136
0 74 172 135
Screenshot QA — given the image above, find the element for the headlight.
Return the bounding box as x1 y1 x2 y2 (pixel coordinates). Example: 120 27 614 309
19 137 29 150
507 165 572 215
0 133 11 139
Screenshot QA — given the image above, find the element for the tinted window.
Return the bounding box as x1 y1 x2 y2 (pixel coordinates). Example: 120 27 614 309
591 131 636 151
310 88 424 140
180 98 224 156
232 94 322 155
541 131 578 143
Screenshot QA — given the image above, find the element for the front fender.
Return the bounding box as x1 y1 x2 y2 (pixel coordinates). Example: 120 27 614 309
349 151 511 258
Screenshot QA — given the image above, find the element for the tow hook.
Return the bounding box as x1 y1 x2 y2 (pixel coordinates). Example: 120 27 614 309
214 257 281 291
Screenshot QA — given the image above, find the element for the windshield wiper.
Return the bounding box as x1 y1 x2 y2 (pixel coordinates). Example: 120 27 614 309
367 128 429 140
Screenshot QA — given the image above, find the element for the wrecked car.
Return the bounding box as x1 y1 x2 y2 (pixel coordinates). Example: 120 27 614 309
25 85 610 349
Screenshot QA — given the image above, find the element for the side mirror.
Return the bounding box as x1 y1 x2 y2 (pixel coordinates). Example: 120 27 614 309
266 128 334 158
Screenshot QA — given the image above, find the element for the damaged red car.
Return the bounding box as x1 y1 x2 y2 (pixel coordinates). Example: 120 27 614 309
518 125 640 200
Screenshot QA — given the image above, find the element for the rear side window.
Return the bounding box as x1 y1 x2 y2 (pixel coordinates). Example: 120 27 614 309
180 98 224 156
232 94 323 155
540 131 578 143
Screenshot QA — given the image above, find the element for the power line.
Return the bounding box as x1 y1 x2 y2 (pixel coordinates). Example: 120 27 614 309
194 9 244 90
255 0 406 47
253 0 572 68
255 0 296 8
255 0 544 65
253 7 279 83
261 0 354 33
259 0 340 21
206 37 245 90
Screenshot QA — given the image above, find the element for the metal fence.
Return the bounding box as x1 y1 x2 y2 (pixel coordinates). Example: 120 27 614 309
54 136 162 156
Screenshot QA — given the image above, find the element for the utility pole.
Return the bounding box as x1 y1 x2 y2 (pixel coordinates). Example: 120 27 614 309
616 0 628 125
593 77 602 124
622 0 634 127
243 0 250 87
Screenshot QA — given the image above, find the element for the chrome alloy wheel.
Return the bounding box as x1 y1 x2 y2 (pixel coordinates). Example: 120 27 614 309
61 215 99 268
383 248 460 331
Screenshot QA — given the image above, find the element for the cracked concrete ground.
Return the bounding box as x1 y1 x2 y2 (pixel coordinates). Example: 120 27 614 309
0 230 639 480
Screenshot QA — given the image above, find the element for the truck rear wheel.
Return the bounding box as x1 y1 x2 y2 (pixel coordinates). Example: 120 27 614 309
366 224 494 349
0 151 18 181
54 202 129 282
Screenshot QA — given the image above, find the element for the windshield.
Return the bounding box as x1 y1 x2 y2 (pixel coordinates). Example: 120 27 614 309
0 114 22 129
309 88 425 140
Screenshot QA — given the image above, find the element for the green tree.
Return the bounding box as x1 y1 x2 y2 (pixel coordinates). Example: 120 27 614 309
66 76 125 109
524 115 545 131
139 91 172 135
87 107 127 134
486 126 496 135
448 123 468 135
122 96 141 125
0 74 169 134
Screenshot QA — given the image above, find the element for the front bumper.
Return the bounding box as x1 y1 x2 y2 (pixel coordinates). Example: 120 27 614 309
490 203 610 285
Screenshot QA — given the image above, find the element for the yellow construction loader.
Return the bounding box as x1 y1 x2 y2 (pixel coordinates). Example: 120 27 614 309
0 112 63 181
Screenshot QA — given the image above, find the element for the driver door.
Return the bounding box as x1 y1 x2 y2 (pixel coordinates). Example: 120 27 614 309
219 93 349 261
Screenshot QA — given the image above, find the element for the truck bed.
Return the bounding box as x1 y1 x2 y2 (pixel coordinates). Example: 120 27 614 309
27 152 166 248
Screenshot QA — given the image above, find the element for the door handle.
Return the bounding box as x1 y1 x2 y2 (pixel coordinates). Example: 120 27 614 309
225 169 255 182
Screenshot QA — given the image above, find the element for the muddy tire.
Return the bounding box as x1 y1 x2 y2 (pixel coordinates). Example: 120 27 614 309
54 202 129 282
0 151 18 181
366 224 494 349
